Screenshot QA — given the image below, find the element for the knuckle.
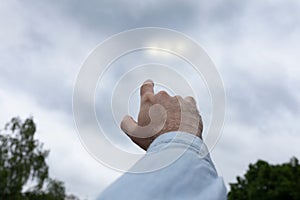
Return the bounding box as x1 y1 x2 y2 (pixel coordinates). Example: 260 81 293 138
186 96 195 100
157 91 169 97
185 96 196 104
142 92 154 102
141 83 149 90
174 95 183 101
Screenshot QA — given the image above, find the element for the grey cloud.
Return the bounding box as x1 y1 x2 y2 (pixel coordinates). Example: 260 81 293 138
225 67 299 131
48 0 202 34
0 0 92 115
2 0 300 198
5 0 299 118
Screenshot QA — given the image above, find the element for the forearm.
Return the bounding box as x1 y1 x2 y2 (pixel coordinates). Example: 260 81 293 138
146 132 227 199
99 132 227 200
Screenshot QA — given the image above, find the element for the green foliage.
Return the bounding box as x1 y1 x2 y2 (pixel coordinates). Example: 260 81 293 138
228 157 300 200
0 117 70 200
24 179 66 200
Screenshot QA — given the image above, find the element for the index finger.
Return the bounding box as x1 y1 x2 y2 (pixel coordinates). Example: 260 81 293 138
140 79 154 96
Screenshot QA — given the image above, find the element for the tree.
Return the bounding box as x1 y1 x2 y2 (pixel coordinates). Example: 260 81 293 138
0 117 76 200
228 157 300 200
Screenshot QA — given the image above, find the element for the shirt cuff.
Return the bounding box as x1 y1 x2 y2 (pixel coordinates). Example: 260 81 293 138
147 131 209 157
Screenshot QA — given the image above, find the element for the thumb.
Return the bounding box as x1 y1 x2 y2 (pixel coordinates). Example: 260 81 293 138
120 115 138 138
120 115 152 151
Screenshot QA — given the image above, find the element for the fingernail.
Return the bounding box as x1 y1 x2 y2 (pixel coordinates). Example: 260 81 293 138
144 79 154 85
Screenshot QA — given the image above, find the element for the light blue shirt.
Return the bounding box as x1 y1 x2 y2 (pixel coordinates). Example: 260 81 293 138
98 132 227 200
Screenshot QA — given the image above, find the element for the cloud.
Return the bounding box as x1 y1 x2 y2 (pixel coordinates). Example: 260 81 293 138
0 0 100 115
46 0 202 35
1 0 300 198
199 0 300 187
226 68 299 127
0 86 121 199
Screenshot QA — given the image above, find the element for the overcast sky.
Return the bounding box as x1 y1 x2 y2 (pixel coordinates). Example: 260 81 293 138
1 0 300 199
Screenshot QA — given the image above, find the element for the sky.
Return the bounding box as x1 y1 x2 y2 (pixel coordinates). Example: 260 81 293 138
1 0 300 199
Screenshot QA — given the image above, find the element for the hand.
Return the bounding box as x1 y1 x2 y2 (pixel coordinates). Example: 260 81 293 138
121 80 203 150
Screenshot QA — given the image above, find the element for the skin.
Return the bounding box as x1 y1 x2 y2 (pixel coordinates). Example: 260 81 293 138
121 80 203 151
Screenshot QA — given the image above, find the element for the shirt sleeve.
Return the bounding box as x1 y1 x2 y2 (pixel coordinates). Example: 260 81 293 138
98 132 227 200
